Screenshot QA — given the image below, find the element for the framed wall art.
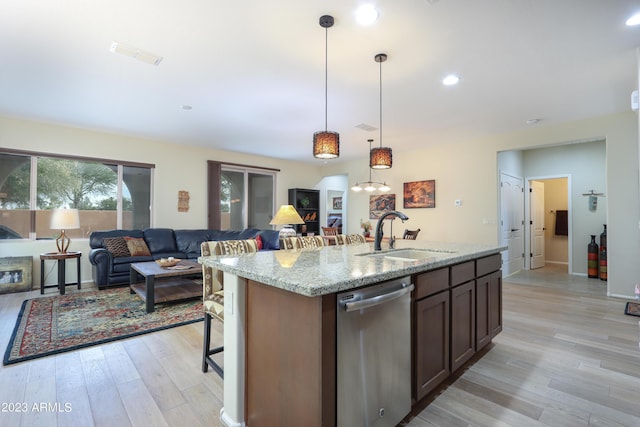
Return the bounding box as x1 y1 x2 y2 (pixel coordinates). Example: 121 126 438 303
403 180 435 208
369 194 396 219
332 197 342 210
0 256 32 294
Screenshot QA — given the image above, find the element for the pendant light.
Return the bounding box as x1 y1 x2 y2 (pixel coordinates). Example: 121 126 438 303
370 53 392 169
351 139 391 192
313 15 340 159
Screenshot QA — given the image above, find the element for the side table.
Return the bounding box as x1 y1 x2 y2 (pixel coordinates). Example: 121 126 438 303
40 251 82 295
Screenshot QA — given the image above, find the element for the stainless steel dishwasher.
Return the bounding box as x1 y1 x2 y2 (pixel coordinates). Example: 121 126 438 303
337 276 414 427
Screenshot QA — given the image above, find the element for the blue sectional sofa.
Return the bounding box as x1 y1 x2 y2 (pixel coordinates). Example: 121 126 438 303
88 227 280 289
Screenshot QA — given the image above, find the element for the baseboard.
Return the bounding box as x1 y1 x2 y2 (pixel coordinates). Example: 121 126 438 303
220 408 245 427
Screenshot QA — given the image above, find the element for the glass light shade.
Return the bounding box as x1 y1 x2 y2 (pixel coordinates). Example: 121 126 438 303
313 131 340 159
364 184 376 192
270 205 305 225
351 184 363 192
379 183 391 192
370 146 392 169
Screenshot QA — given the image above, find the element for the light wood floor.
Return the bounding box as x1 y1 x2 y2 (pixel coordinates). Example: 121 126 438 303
0 266 638 427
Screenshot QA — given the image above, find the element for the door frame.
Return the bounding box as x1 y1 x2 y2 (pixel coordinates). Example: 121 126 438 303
524 174 572 272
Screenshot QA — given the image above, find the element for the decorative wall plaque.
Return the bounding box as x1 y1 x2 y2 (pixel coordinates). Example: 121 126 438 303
178 190 190 212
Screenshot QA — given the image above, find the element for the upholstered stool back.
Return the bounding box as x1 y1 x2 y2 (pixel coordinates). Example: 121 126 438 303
335 234 367 245
201 239 258 321
281 235 325 250
200 238 258 376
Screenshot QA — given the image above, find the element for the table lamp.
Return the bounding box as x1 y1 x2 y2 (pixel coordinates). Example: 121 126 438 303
50 208 80 253
270 205 305 239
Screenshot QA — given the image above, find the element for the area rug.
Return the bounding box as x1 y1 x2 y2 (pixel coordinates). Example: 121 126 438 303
4 287 203 365
624 301 640 317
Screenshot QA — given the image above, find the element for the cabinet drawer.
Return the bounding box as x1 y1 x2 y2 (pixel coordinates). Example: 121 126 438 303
476 254 501 277
451 261 474 286
415 268 449 300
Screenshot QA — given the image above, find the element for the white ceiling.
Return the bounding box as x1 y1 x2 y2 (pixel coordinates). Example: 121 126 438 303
1 0 639 164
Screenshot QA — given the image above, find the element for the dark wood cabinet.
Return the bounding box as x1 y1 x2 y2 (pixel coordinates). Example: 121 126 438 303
450 280 475 372
415 290 450 401
288 188 320 235
411 254 502 406
414 267 450 401
476 269 503 350
475 274 492 351
489 270 502 338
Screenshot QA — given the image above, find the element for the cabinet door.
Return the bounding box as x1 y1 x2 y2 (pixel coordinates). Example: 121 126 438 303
415 291 450 401
490 271 503 338
475 275 491 351
451 281 475 372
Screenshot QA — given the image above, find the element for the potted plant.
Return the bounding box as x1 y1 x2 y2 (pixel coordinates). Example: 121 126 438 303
360 219 372 238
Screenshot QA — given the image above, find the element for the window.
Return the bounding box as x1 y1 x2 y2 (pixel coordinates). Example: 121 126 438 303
209 161 278 230
0 151 153 240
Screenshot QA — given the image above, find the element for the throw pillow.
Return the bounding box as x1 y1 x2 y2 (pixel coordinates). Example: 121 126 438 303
255 235 263 250
103 237 131 257
124 237 151 257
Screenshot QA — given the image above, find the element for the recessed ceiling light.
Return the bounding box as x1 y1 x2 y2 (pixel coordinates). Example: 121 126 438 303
442 75 460 86
626 12 640 26
355 4 379 25
180 105 192 110
526 118 541 125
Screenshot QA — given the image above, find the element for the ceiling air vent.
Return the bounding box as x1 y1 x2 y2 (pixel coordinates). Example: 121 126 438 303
110 41 163 66
355 123 378 132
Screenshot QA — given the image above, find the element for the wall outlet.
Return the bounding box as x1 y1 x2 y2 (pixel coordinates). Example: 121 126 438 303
454 199 462 206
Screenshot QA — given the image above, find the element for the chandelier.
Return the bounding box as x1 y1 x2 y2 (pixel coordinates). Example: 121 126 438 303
352 139 391 192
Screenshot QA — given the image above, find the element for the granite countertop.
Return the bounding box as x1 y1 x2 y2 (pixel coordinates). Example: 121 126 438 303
198 240 506 297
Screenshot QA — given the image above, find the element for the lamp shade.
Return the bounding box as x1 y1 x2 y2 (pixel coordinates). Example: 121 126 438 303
50 208 80 230
370 146 392 169
313 131 340 159
270 205 305 225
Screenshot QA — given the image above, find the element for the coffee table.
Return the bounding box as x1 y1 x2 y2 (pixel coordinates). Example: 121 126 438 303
129 260 201 313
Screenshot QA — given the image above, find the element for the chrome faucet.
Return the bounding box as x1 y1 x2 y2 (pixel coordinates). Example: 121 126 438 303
374 210 409 251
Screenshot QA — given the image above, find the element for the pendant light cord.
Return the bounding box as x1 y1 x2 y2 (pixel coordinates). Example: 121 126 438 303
324 25 328 132
379 57 383 148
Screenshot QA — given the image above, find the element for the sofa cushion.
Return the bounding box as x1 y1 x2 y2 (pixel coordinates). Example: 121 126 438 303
207 229 243 241
174 229 210 254
124 237 151 257
90 229 144 249
103 237 131 257
257 229 280 250
143 228 178 254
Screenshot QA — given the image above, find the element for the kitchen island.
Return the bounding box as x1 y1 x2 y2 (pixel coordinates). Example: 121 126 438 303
199 239 505 427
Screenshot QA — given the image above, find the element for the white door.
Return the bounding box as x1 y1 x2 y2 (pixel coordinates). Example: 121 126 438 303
530 180 545 269
500 173 524 276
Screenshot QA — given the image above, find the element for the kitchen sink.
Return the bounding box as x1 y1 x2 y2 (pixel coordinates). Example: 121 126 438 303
358 248 457 262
